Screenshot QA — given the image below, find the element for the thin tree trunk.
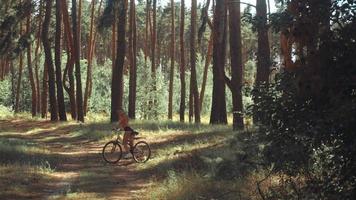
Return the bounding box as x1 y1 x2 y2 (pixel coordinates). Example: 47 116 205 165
168 0 175 120
62 0 77 120
35 0 43 114
255 0 270 85
190 0 200 123
128 0 137 119
72 0 84 122
55 0 67 121
210 0 227 124
43 0 58 121
111 0 127 122
150 0 157 118
227 0 244 130
145 0 150 63
27 14 37 117
179 0 186 122
200 33 213 110
10 62 16 110
151 0 157 74
84 0 96 115
0 59 3 80
15 22 23 113
78 0 82 58
14 54 23 113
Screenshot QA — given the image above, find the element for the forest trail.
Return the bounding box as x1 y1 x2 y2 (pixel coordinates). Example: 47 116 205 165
0 119 160 200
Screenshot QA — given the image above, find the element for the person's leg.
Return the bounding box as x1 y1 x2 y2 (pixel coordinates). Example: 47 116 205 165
123 132 130 152
128 134 135 152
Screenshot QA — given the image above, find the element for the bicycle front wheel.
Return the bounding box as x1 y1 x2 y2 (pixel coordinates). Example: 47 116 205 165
132 141 151 163
102 141 122 164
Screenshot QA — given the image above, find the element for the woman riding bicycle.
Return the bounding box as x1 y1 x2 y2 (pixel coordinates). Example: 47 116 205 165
117 110 138 157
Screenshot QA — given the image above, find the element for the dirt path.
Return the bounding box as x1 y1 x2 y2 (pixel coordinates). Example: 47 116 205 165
0 119 154 200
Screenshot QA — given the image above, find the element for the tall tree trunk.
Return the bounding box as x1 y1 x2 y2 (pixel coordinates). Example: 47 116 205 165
210 0 227 124
168 0 175 120
10 62 16 110
111 0 127 122
227 0 244 130
145 0 150 63
55 0 67 121
43 0 58 121
112 23 116 71
15 23 23 113
0 59 3 80
151 0 157 74
128 0 137 119
62 0 77 120
27 14 37 117
78 0 82 58
255 0 270 85
150 0 157 118
200 33 213 110
35 0 43 114
84 0 96 115
72 0 84 122
190 0 200 123
41 63 48 118
179 0 186 122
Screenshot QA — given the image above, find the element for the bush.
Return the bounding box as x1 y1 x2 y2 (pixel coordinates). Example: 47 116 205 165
239 72 356 199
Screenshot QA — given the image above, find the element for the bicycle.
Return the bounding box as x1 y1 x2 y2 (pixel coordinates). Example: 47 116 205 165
102 128 151 164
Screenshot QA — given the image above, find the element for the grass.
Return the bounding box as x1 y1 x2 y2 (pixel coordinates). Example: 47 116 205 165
0 113 258 199
147 170 245 200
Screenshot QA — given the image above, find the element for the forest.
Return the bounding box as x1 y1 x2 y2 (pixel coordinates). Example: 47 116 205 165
0 0 355 199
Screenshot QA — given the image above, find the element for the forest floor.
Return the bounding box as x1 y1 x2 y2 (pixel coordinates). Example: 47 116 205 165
0 116 236 200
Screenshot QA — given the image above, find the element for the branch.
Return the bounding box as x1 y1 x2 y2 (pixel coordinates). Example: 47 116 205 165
228 1 257 8
225 74 232 90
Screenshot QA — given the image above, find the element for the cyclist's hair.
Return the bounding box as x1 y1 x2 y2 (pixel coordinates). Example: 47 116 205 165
117 110 129 121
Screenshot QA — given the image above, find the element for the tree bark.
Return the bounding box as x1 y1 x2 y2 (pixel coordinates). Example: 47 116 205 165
128 0 137 119
35 0 43 114
168 0 175 120
255 0 270 85
228 0 244 130
111 0 127 122
210 0 227 124
78 0 82 58
145 0 150 63
190 0 201 123
15 23 23 113
55 0 67 121
83 0 96 115
62 0 77 120
42 0 58 121
151 0 157 74
200 33 213 110
27 14 37 117
179 0 186 122
72 0 84 122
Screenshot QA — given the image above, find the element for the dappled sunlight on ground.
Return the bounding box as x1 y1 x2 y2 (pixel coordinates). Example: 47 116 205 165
0 118 233 199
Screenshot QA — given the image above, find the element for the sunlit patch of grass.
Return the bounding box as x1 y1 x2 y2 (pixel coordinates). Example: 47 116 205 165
137 125 234 172
0 138 59 169
147 170 244 200
0 163 55 199
0 105 13 120
49 192 106 200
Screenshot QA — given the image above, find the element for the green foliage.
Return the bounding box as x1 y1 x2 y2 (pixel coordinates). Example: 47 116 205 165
0 77 12 107
88 60 112 114
238 72 356 199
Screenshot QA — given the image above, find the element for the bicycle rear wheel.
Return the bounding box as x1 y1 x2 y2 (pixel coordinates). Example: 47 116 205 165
132 141 151 163
102 141 122 164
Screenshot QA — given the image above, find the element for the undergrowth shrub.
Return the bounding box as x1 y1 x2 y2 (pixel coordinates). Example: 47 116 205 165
238 72 356 199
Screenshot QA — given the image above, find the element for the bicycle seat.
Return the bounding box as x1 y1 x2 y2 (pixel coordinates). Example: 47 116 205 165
112 128 121 132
